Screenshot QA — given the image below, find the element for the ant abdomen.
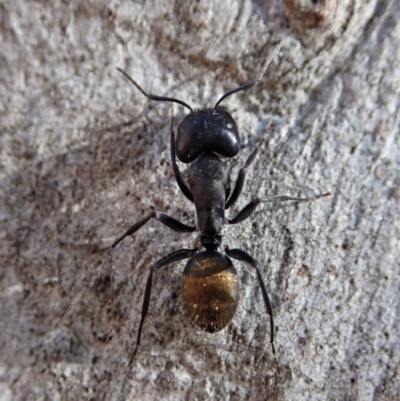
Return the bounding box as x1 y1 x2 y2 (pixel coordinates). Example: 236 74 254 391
182 250 239 333
176 107 240 163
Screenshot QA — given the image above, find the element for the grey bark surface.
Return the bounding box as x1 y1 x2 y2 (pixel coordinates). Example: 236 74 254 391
0 1 399 400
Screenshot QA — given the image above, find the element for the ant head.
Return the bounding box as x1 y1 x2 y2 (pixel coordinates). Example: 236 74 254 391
116 66 269 164
176 107 240 163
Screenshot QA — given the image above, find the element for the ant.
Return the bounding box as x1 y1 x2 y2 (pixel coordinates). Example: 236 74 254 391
112 53 329 361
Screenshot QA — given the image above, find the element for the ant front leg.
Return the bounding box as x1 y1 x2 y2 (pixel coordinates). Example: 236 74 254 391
225 139 263 209
228 193 331 225
226 123 276 210
112 211 195 248
170 120 194 202
130 248 198 362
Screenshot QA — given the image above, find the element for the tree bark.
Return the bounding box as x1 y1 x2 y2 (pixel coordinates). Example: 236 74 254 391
1 1 399 400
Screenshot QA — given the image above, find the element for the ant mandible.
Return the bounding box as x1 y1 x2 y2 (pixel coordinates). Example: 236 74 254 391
112 50 329 360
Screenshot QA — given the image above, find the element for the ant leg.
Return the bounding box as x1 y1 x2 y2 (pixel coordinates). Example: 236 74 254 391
228 193 331 225
225 139 263 209
112 212 195 248
131 248 198 361
226 123 276 210
170 120 194 202
224 246 277 357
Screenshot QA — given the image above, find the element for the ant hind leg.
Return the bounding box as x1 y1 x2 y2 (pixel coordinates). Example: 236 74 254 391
224 246 277 358
129 248 197 364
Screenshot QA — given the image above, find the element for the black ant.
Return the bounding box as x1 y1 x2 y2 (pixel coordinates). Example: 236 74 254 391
112 54 329 361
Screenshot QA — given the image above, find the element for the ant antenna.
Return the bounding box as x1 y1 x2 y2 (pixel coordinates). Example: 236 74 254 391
117 67 194 113
214 39 288 110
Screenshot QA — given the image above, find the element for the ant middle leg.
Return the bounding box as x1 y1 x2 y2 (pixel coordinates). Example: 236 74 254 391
112 211 195 248
228 193 331 225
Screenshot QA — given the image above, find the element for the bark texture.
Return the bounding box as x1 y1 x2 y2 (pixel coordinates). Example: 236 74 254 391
1 1 399 400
